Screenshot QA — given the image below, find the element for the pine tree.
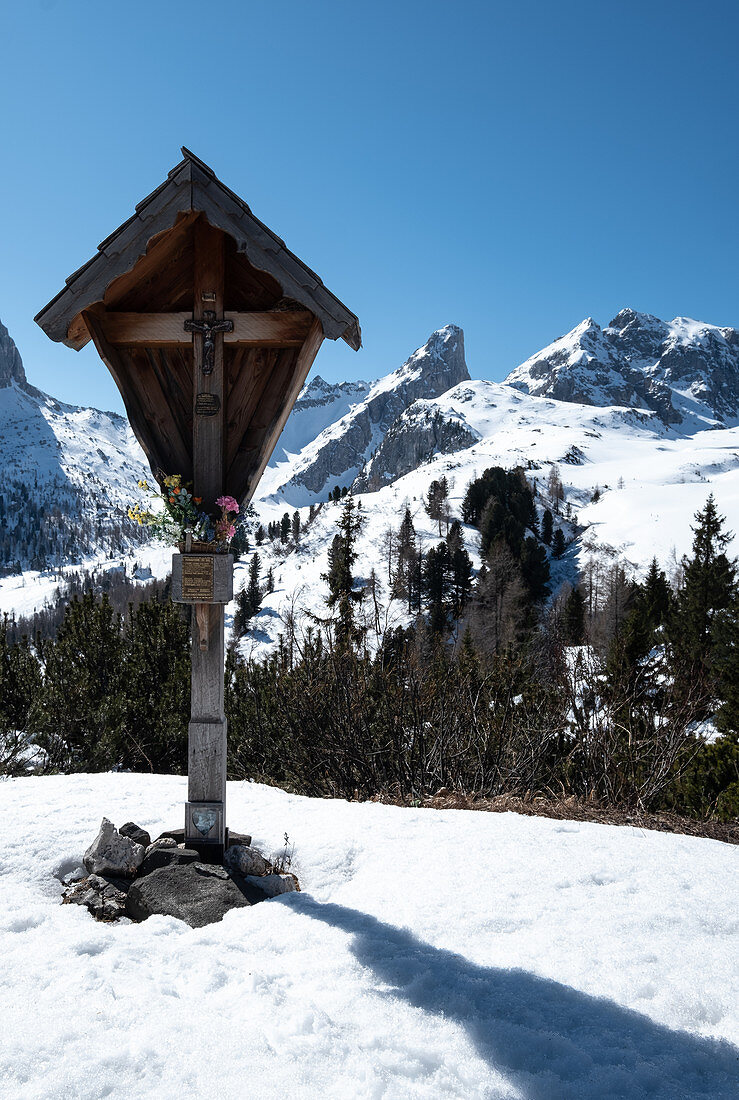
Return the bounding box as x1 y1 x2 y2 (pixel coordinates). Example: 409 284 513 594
551 528 566 559
234 553 262 636
423 542 451 633
671 495 737 688
547 464 565 513
425 476 450 535
280 512 291 543
562 587 586 645
541 508 553 545
291 511 301 545
446 521 473 618
118 599 190 773
323 496 362 607
0 619 42 774
393 507 418 611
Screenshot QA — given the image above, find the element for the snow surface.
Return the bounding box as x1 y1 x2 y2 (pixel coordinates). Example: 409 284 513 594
1 774 737 1099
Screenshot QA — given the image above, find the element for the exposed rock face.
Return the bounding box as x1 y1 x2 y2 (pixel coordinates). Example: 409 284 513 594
63 874 130 921
126 862 254 927
0 319 27 389
83 818 146 878
355 401 479 491
504 309 739 429
278 326 470 500
224 844 271 877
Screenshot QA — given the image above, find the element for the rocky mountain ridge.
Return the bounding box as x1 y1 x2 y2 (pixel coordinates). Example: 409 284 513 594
259 324 470 505
505 308 739 430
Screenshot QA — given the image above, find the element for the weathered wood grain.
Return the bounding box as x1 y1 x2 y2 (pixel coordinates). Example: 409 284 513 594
100 309 312 346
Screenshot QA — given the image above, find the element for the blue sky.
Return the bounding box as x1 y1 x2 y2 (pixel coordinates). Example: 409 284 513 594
2 0 738 413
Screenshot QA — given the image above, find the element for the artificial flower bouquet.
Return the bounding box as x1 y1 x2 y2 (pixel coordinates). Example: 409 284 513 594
128 475 241 551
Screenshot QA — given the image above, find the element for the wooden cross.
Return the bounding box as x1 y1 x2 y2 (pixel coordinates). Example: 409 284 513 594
184 310 234 374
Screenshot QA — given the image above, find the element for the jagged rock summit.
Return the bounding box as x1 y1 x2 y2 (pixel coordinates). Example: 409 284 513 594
261 324 470 504
505 308 739 429
0 318 28 389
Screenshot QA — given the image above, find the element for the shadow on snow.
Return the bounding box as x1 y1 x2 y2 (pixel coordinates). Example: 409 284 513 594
283 894 738 1099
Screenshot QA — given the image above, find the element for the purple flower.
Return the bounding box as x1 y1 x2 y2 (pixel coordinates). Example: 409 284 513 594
216 495 239 514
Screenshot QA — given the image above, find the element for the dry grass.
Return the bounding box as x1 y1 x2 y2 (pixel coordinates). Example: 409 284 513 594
371 790 739 845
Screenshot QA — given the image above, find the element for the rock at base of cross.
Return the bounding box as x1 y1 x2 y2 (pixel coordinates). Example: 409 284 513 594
126 862 259 928
63 874 130 921
138 845 201 878
84 818 146 878
119 822 152 848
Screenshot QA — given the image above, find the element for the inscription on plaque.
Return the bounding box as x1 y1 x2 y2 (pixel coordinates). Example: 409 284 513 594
195 392 221 417
182 555 214 600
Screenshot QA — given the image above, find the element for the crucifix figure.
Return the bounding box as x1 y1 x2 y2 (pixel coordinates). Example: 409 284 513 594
184 310 234 374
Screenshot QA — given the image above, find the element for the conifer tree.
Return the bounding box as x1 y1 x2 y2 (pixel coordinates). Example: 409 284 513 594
671 495 737 688
234 553 263 636
324 496 362 607
551 527 566 559
425 476 450 535
541 508 553 545
291 511 301 545
562 587 586 645
423 542 451 633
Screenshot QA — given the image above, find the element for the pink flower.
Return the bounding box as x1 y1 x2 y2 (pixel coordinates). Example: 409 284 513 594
216 495 239 514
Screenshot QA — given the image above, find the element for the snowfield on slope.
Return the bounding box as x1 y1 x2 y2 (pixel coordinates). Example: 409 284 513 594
234 380 739 659
1 774 737 1100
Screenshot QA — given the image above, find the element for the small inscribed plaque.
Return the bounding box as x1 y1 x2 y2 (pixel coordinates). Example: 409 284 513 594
182 555 214 600
195 392 221 417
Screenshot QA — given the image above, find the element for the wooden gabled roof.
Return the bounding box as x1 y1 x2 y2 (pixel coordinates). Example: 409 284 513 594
35 147 361 351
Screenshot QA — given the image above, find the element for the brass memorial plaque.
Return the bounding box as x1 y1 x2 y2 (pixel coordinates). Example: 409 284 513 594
195 392 221 417
182 555 214 600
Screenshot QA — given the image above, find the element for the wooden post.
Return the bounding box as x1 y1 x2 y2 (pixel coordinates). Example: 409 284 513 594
185 219 229 857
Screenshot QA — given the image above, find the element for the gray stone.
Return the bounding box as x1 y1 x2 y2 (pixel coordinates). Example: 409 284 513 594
224 844 270 877
119 822 151 848
63 874 129 921
126 862 252 928
146 837 177 852
157 828 185 844
227 830 252 848
83 817 145 878
138 845 201 878
245 873 299 898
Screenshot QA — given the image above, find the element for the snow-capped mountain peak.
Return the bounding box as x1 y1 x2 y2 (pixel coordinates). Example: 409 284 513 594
259 324 470 505
506 308 739 429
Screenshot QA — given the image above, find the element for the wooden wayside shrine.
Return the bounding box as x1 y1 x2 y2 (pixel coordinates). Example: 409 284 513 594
35 147 360 857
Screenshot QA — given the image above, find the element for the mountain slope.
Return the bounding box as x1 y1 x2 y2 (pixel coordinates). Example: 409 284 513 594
259 325 470 506
505 308 739 430
0 319 150 576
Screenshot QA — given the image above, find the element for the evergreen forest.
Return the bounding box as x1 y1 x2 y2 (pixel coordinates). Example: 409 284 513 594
1 467 737 824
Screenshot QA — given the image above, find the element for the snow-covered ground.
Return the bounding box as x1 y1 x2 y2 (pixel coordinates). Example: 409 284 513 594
1 774 737 1099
